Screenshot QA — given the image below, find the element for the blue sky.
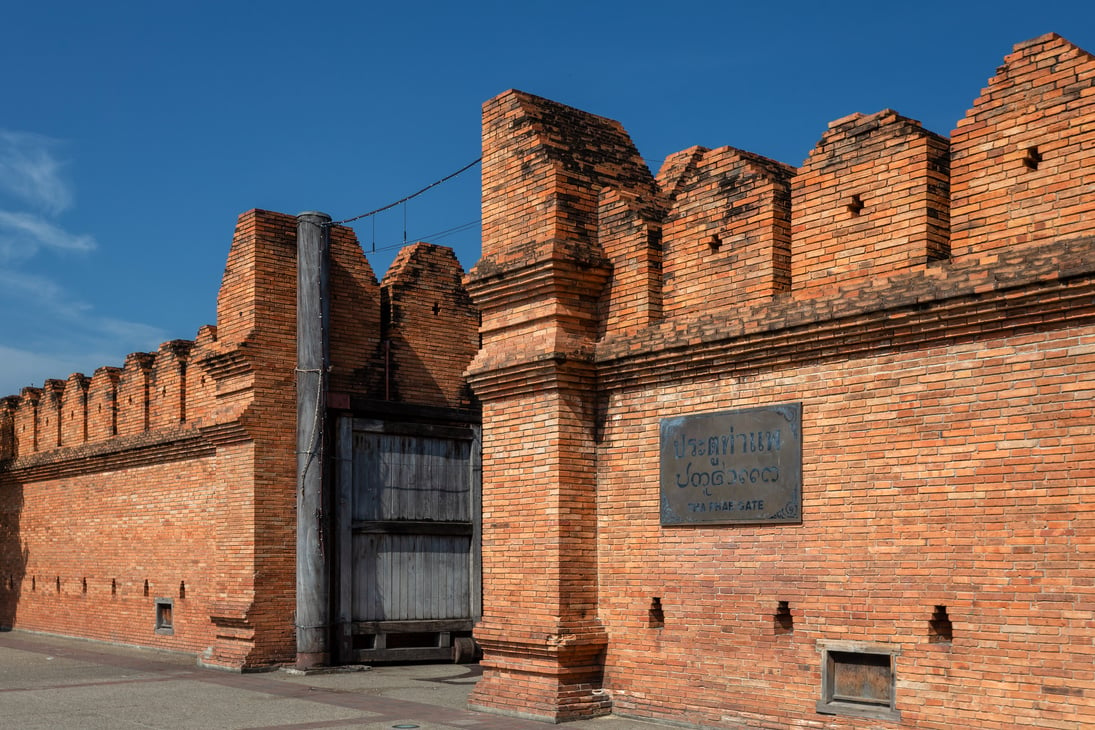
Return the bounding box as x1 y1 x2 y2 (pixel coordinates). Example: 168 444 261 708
1 1 1092 397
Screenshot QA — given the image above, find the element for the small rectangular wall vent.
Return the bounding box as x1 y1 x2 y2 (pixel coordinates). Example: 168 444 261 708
817 642 900 721
155 598 174 635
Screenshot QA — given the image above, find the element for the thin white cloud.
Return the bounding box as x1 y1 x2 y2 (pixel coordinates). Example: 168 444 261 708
0 284 167 396
0 269 163 344
0 345 87 395
0 210 96 262
0 130 95 263
0 130 73 214
91 316 166 345
0 130 165 399
0 268 92 315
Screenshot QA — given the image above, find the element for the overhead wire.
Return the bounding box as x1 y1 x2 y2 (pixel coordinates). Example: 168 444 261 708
366 220 479 254
326 157 482 227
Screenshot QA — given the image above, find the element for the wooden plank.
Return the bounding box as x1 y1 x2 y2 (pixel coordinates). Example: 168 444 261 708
352 520 473 536
455 539 470 615
415 533 428 620
438 533 450 620
347 398 479 426
348 423 479 630
352 646 453 663
351 534 382 623
351 432 378 522
354 434 473 523
400 533 413 621
382 435 399 519
351 619 474 632
445 441 468 517
352 418 476 440
335 415 354 662
382 534 398 619
470 425 483 621
353 533 473 622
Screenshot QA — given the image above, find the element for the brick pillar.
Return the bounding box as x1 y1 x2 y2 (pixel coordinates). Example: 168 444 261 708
465 255 611 722
465 90 656 722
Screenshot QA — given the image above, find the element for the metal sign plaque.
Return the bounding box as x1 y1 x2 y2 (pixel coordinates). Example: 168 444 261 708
660 402 802 525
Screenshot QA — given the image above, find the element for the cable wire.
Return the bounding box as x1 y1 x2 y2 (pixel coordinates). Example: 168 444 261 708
366 220 479 254
327 157 481 227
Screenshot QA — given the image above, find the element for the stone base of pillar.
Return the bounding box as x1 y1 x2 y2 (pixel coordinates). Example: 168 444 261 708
467 619 611 723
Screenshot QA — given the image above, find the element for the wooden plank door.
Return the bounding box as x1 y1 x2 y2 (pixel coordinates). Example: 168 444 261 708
335 417 480 662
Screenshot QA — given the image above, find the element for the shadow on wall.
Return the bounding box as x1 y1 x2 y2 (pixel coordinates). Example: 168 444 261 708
381 336 447 405
0 477 26 630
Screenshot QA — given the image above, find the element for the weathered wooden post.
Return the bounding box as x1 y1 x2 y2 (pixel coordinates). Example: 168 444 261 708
296 211 331 668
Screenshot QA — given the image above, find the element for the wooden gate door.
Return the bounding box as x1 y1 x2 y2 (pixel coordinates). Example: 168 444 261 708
335 417 480 662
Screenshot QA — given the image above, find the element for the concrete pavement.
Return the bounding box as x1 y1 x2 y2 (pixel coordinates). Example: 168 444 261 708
0 630 685 730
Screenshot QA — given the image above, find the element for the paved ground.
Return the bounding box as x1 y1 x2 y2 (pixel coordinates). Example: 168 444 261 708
0 630 683 729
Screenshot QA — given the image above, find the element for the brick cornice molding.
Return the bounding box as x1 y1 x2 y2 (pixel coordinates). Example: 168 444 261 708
197 421 254 447
0 426 217 482
199 348 254 381
0 414 259 481
465 251 610 318
466 252 607 400
470 617 613 720
597 237 1095 391
466 351 596 401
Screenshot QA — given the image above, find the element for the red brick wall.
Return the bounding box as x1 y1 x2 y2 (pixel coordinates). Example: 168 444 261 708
595 250 1094 729
951 34 1094 257
467 89 655 722
792 110 949 294
87 367 120 442
381 242 479 408
117 353 153 437
59 373 89 447
327 224 382 397
0 208 480 667
4 457 220 652
661 146 794 314
469 33 1095 728
0 210 302 665
597 186 663 334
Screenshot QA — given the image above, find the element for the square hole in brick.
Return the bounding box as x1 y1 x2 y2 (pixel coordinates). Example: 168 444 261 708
817 643 901 721
648 597 665 628
774 600 793 634
930 605 953 643
155 598 174 635
847 194 865 216
1022 146 1042 170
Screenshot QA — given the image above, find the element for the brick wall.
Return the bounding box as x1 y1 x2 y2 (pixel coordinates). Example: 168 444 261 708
951 34 1094 257
0 210 300 665
792 110 949 293
661 146 794 314
467 32 1095 728
0 209 479 668
379 242 479 408
467 90 654 721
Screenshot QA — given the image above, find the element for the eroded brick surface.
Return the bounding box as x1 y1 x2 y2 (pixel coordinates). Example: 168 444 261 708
468 34 1095 729
0 210 479 669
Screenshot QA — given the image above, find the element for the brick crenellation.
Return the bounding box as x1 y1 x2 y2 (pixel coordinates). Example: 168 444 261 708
465 32 1095 728
0 208 479 668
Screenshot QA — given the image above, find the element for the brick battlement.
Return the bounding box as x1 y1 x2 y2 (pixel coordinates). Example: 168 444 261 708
470 33 1093 346
466 33 1095 727
0 207 479 669
1 341 199 462
0 212 478 463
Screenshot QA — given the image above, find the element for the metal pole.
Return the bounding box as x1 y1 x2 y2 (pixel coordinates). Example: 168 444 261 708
295 211 331 669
